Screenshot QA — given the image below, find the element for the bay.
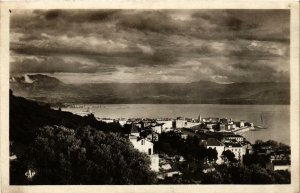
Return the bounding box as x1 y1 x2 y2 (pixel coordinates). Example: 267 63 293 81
62 104 290 145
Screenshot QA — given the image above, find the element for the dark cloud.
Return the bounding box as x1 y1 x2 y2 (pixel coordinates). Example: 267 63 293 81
191 9 290 42
44 10 61 20
118 11 184 33
35 9 119 22
226 17 243 31
11 41 178 68
10 9 290 83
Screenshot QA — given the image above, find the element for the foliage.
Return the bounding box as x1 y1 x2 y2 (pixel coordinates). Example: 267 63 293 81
222 150 237 163
201 171 224 184
154 131 218 162
9 92 124 145
253 140 290 152
10 125 156 185
243 153 270 167
206 147 218 162
213 163 290 184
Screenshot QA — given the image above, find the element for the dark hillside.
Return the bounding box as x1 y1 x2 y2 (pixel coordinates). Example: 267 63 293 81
9 90 123 145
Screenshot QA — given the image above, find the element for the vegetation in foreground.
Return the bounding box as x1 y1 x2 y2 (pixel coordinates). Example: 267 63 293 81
154 131 290 184
11 126 156 184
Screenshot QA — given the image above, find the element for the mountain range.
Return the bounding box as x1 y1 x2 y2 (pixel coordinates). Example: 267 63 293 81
9 74 290 105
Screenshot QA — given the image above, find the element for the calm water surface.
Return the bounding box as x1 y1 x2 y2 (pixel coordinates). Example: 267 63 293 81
62 104 290 145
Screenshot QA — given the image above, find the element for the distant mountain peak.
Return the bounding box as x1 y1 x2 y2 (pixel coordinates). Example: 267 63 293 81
10 74 61 83
24 74 35 83
27 74 60 81
10 74 63 88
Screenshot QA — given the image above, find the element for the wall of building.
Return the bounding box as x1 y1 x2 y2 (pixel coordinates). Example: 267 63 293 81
157 120 173 130
175 120 187 128
274 165 291 171
129 137 153 155
152 125 162 134
150 154 159 172
185 122 201 128
118 120 127 126
101 119 114 123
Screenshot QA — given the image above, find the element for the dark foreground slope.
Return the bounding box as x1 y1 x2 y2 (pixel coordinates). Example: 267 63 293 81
9 90 123 144
10 74 290 105
9 90 156 184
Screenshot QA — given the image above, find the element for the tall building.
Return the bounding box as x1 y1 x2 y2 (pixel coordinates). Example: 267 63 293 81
198 114 202 122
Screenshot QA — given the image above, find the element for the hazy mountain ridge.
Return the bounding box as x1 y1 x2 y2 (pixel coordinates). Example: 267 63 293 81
10 74 290 105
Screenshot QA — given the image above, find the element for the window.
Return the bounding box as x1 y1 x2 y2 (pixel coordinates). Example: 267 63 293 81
148 148 152 155
141 140 144 145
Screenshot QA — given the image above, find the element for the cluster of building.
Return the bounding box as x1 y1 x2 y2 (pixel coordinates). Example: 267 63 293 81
99 115 255 133
98 116 290 177
205 136 250 164
262 146 291 171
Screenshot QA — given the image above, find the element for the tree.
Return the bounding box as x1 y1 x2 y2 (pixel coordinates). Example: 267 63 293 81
13 125 156 185
243 153 270 167
271 170 290 184
222 150 237 163
206 148 218 163
248 165 275 184
201 171 224 184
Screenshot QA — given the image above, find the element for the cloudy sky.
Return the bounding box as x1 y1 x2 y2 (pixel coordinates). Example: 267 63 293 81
10 9 290 84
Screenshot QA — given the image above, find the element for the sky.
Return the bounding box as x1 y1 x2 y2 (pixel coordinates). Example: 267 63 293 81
10 9 290 84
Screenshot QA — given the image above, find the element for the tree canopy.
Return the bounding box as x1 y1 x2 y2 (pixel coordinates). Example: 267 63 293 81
10 125 156 185
222 150 237 163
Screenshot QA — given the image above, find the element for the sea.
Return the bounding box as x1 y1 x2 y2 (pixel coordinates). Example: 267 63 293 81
62 104 290 145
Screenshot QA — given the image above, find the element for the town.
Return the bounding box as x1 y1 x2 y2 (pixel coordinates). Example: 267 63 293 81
96 115 291 182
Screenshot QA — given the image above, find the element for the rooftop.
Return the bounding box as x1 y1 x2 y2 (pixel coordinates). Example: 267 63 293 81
207 138 224 146
272 160 290 166
225 143 243 147
225 134 244 138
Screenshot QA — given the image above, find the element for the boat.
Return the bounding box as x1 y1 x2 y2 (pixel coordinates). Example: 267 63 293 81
253 113 267 130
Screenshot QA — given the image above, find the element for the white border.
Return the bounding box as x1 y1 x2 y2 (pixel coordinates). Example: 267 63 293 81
1 1 299 193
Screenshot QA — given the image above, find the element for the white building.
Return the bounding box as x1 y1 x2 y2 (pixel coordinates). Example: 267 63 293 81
267 160 291 171
157 120 173 131
118 120 127 126
206 138 225 164
175 119 187 128
152 123 164 134
225 124 236 131
150 154 159 172
185 122 201 128
181 133 188 140
224 144 246 162
273 164 291 171
129 135 159 172
100 119 114 123
240 120 245 127
206 123 218 130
